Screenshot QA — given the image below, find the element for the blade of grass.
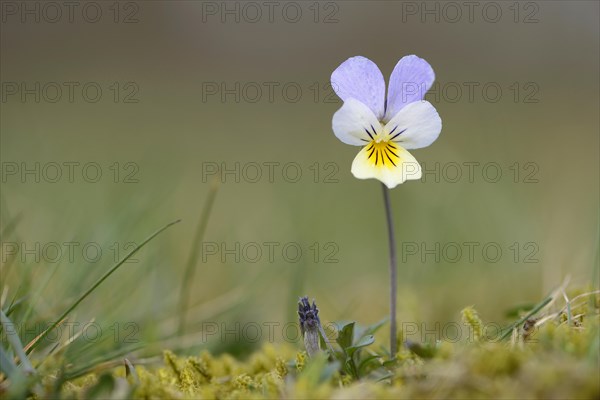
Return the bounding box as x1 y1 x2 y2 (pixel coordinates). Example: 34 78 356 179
0 309 35 374
62 343 145 381
25 219 181 355
150 266 271 353
0 345 18 377
561 289 572 326
124 358 140 385
0 211 22 241
500 293 553 340
177 179 219 335
19 260 61 328
45 317 94 359
0 195 23 284
24 316 67 354
5 292 27 318
593 221 599 290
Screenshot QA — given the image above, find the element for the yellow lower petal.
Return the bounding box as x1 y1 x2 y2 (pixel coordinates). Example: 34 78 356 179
351 141 421 189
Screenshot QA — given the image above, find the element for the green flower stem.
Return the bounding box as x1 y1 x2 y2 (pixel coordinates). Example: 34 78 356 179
381 183 398 357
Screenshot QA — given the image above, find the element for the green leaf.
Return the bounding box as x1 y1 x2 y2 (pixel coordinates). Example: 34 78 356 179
347 334 375 358
358 354 382 375
335 322 355 350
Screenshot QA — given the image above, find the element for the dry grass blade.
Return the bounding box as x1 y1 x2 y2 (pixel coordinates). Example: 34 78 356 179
124 358 140 385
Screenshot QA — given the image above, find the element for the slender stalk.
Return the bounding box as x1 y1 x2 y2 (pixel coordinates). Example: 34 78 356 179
177 179 219 335
381 183 397 356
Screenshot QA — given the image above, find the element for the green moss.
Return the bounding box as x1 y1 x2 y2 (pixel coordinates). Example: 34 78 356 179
295 351 307 373
14 294 600 399
135 315 596 399
461 306 483 342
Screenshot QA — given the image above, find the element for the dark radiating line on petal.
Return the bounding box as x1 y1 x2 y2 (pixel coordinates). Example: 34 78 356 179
386 146 399 158
360 138 369 142
385 152 397 167
375 150 379 165
366 144 374 151
388 126 397 135
364 128 374 140
390 128 407 141
370 125 378 137
368 147 375 159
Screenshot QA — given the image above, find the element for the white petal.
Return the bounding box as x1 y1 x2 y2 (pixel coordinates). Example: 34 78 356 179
351 144 422 189
384 101 441 150
332 98 383 146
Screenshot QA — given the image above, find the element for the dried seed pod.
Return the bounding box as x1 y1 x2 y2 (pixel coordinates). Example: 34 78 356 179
298 296 322 357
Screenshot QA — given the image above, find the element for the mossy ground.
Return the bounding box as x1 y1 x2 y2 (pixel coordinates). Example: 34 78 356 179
52 292 599 400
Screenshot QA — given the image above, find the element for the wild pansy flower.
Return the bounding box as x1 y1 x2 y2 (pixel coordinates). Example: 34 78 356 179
331 55 442 189
330 55 442 356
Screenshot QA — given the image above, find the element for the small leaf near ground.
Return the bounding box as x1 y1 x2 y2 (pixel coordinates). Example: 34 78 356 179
335 322 355 350
346 334 375 358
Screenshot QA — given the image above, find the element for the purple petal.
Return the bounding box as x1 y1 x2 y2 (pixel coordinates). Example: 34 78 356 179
384 55 435 122
331 56 386 120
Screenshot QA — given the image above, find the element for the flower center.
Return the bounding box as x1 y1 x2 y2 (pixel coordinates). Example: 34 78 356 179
365 139 400 168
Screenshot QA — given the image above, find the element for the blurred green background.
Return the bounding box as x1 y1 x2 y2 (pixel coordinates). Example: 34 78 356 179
1 1 598 355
